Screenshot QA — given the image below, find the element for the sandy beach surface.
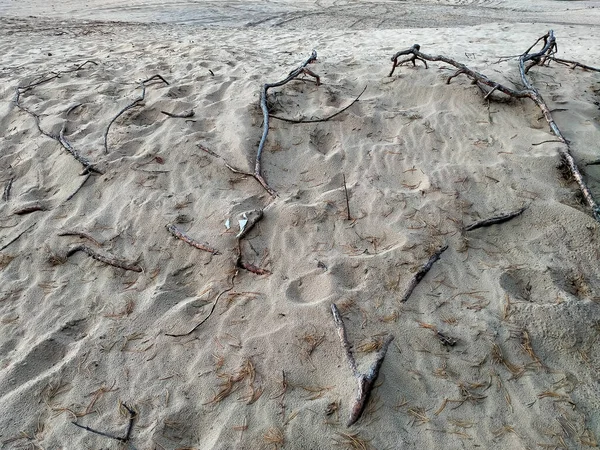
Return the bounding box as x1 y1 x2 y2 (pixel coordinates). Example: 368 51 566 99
1 1 600 449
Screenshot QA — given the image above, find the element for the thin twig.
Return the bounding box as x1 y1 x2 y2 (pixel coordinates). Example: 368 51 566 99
401 245 448 302
66 245 142 272
58 230 103 246
104 74 169 154
166 275 236 337
343 174 351 221
464 207 526 231
64 174 91 202
0 222 37 251
331 304 394 426
548 56 600 72
166 223 220 255
270 85 366 123
72 402 137 443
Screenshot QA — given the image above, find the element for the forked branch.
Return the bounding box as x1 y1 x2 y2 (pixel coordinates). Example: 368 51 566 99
331 304 394 426
390 31 600 221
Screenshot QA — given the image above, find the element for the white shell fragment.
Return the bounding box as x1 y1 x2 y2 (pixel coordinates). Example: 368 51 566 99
236 213 248 238
225 218 230 230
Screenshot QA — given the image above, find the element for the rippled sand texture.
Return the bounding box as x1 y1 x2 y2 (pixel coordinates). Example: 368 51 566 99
1 6 600 450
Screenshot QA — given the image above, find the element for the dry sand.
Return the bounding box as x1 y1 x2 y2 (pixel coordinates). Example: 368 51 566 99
1 1 600 449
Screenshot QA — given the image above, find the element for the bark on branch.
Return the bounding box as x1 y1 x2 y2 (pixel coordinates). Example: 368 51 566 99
390 31 600 221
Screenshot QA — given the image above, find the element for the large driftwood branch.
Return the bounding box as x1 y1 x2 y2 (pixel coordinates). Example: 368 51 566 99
104 74 169 154
390 31 600 221
254 51 320 196
331 304 394 426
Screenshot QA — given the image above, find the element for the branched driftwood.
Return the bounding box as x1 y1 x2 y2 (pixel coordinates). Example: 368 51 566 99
270 85 366 123
166 223 220 255
66 245 142 272
253 51 320 196
14 62 102 174
104 74 169 154
72 403 137 444
401 245 448 302
390 31 600 221
464 206 527 231
331 304 394 426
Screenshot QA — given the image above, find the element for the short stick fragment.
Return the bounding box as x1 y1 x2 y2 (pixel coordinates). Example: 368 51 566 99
66 245 142 272
3 178 14 202
0 222 37 251
401 245 448 302
464 207 526 231
343 174 351 221
166 223 219 255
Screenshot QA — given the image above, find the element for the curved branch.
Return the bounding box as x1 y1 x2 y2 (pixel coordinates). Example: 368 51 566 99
255 51 320 196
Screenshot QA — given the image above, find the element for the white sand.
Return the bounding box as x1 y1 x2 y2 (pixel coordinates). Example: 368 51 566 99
1 2 600 449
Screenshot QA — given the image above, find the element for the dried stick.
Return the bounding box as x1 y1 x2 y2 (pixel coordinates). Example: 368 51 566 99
166 223 220 255
161 109 194 118
401 245 448 302
14 96 102 174
66 245 141 272
255 51 320 196
72 403 137 444
464 206 527 231
390 31 600 221
270 85 366 123
104 74 169 153
343 174 351 221
0 222 37 251
331 304 394 426
3 178 14 202
58 230 103 246
548 56 600 72
166 275 235 337
64 173 91 202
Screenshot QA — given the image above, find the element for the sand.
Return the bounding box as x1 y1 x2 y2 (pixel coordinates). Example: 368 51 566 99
1 1 600 449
